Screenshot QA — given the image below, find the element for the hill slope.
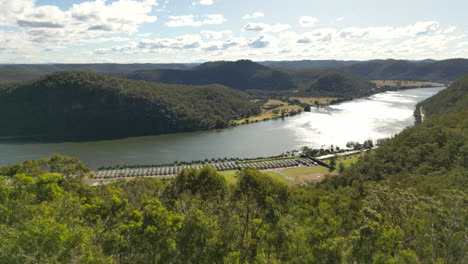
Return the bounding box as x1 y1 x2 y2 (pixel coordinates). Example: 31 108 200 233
259 59 468 83
414 74 468 123
341 58 468 82
0 75 466 263
125 60 375 97
0 71 259 140
124 60 296 91
0 63 192 81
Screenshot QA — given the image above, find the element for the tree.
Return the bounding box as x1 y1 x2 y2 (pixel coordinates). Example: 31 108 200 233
329 157 337 171
339 162 345 173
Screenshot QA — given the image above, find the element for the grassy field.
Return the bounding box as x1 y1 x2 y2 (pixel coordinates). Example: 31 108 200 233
279 165 335 184
235 99 302 124
322 153 364 168
263 171 297 187
281 166 329 178
336 154 362 168
235 96 347 125
291 97 337 105
223 173 239 184
371 80 443 88
222 171 296 186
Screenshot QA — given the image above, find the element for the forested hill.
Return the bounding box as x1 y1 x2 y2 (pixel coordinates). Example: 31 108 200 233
342 58 468 83
415 74 468 123
2 59 467 84
124 60 296 91
124 60 376 97
0 76 466 263
0 63 192 81
261 58 468 83
0 71 259 141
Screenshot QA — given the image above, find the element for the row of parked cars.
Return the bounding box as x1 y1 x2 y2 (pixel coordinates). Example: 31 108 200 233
94 158 317 179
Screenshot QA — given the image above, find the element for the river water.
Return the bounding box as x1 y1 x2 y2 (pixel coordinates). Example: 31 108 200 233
0 87 444 168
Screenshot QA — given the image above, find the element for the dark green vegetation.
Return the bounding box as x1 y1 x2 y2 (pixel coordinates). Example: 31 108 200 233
0 75 466 263
0 60 376 141
0 71 259 140
260 60 359 70
2 59 466 84
124 60 376 97
0 63 192 81
343 59 468 83
415 74 468 123
262 58 468 83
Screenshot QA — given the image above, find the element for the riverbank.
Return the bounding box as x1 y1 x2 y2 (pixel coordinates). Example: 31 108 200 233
0 87 444 168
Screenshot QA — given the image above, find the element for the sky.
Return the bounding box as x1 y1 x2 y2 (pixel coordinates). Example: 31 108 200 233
1 0 468 63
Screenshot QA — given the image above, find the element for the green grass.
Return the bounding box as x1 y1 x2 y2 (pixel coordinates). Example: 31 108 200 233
263 172 296 187
223 173 238 184
221 170 239 174
337 158 359 168
330 153 364 168
280 166 330 184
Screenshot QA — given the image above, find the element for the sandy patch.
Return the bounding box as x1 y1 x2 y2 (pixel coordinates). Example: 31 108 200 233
297 171 337 183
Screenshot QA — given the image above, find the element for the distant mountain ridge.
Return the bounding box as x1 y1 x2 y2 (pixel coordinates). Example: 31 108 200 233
259 58 468 83
0 63 193 81
1 58 466 84
124 60 375 97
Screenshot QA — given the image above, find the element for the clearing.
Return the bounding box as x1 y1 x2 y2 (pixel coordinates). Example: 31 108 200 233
235 99 302 124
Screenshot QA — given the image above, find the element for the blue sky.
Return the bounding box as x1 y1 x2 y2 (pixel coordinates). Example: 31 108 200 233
1 0 467 63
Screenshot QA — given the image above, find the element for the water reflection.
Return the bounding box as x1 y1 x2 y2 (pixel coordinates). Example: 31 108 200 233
0 87 444 168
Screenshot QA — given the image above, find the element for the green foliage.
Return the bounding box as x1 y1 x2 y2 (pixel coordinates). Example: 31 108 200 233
124 60 375 97
415 74 468 123
0 63 190 81
343 58 468 82
0 71 259 140
0 75 466 263
166 165 229 200
0 154 90 179
305 70 375 97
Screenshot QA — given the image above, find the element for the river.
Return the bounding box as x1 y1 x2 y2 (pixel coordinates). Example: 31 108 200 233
0 87 444 168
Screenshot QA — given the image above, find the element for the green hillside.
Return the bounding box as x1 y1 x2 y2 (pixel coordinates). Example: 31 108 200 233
291 68 375 97
0 75 465 263
343 58 468 83
125 60 296 91
125 60 375 97
0 71 259 140
0 63 191 81
415 74 468 123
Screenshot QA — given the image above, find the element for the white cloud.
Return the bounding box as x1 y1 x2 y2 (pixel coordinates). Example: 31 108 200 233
443 26 456 34
200 30 232 39
242 12 264 19
0 0 35 25
336 17 344 22
5 0 159 46
165 14 225 27
202 37 246 51
296 28 335 43
243 23 290 33
299 16 318 27
204 14 226 25
248 35 270 48
199 0 214 5
339 21 440 40
95 34 204 54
